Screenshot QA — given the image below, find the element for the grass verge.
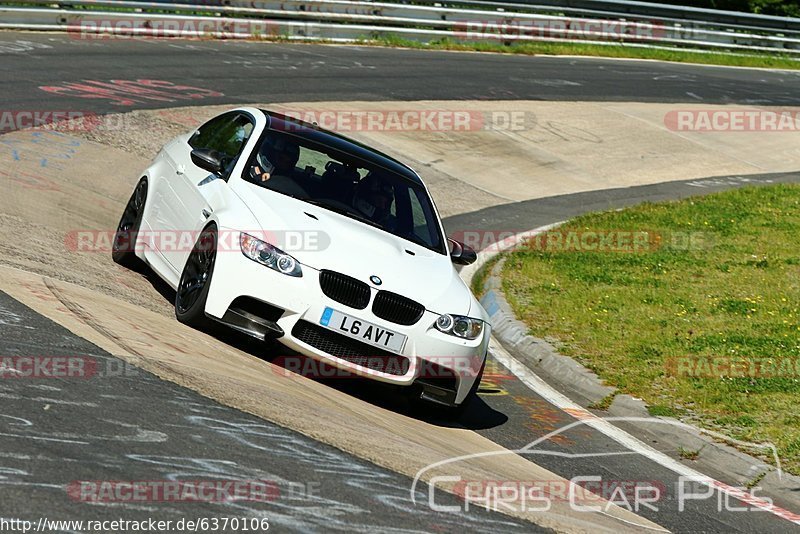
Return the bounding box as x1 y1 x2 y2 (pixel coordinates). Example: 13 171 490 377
470 253 502 299
368 35 800 70
500 184 800 472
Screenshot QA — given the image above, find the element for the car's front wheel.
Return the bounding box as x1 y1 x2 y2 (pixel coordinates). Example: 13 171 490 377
175 224 217 329
112 178 148 267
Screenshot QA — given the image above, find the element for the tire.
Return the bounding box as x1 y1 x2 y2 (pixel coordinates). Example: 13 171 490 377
175 224 217 329
112 178 148 268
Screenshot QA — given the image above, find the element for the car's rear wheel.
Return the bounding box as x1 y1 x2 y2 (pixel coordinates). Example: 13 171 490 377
112 178 147 267
175 224 217 329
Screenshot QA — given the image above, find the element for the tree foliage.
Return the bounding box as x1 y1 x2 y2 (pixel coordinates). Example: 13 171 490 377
638 0 799 17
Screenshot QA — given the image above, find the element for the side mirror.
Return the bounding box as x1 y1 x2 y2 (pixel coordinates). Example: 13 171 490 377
448 238 477 266
191 148 224 175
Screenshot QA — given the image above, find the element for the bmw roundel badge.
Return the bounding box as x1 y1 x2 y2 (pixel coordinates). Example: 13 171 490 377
370 275 382 286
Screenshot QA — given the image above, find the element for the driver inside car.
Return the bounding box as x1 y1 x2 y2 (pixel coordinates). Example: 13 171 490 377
352 174 394 225
250 135 300 183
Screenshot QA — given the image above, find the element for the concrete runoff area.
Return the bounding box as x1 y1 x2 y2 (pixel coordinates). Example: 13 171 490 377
47 100 800 210
2 100 800 531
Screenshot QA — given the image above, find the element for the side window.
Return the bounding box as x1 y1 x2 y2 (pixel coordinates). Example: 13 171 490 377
409 187 438 248
189 113 233 150
189 113 254 177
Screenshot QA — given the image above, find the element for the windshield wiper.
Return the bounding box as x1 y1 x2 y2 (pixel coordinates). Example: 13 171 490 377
302 199 441 251
303 199 385 230
401 232 430 248
302 198 349 215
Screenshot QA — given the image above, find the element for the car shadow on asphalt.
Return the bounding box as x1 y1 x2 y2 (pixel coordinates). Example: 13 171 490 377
257 350 510 431
130 260 508 430
128 259 177 306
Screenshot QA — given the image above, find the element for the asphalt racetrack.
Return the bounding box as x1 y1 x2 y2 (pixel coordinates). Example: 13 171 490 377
2 31 800 533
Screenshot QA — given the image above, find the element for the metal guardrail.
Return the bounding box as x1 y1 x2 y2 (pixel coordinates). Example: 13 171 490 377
450 0 800 32
0 0 799 55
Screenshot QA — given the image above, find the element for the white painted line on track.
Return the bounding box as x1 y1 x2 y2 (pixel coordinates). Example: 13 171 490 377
459 221 800 527
489 337 800 526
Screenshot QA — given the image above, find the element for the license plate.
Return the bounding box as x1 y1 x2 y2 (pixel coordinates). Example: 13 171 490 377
319 307 406 354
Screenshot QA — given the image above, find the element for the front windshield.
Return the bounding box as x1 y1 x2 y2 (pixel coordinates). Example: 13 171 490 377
243 130 446 254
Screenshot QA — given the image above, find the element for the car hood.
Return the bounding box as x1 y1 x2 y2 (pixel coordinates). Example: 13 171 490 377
234 184 470 314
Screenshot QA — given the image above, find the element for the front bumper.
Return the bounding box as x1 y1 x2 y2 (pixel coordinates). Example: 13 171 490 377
204 248 489 405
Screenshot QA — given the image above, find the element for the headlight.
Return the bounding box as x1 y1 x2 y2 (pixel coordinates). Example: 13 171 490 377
240 233 302 277
434 314 483 340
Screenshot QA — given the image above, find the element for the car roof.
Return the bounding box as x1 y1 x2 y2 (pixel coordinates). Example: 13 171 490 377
261 110 423 185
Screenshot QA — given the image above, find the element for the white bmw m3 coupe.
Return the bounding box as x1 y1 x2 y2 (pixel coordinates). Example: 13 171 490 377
112 108 489 415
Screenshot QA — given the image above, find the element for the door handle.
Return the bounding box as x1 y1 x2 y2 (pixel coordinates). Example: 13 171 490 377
176 165 186 176
202 208 212 219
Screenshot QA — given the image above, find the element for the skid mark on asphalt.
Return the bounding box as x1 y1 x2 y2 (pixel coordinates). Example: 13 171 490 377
0 304 33 329
221 54 377 71
169 414 535 532
0 40 51 54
